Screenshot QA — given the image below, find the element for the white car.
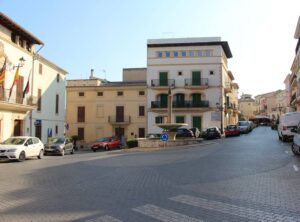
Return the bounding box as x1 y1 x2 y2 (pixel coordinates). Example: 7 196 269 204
0 136 44 162
292 123 300 155
278 112 300 142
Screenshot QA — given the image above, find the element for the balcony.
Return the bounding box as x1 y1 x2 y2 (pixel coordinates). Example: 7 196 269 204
108 115 131 125
290 74 297 87
151 100 210 112
0 88 37 113
291 92 297 105
150 79 175 89
184 78 209 89
224 82 232 93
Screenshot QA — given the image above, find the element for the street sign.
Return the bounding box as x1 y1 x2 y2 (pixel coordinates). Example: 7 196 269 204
160 133 169 141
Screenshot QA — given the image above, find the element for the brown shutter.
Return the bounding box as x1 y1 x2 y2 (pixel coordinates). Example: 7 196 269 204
37 89 42 111
55 94 59 114
77 106 85 122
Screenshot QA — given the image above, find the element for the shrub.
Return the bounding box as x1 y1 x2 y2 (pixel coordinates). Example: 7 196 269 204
126 140 138 148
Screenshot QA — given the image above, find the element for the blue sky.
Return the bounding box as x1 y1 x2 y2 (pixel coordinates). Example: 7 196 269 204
1 0 299 96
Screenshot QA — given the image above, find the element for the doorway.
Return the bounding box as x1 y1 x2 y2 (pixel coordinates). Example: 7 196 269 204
13 120 22 136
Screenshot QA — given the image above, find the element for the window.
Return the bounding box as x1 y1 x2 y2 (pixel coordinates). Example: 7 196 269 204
56 74 60 83
196 50 202 57
39 63 43 74
77 106 85 122
55 94 59 114
55 125 58 135
117 91 123 96
155 116 163 124
181 51 187 57
37 89 42 111
173 51 178 57
138 128 145 138
78 128 84 140
19 38 24 48
97 92 103 96
209 70 214 75
139 91 145 96
26 42 32 52
79 92 84 97
205 50 212 56
176 116 185 123
189 51 195 57
139 106 145 116
166 51 170 57
178 71 182 76
11 33 16 43
158 52 163 57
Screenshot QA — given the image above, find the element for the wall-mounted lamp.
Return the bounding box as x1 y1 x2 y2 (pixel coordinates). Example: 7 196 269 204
13 57 26 69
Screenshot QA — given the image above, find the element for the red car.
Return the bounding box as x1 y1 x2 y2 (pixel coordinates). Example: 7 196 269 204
91 137 122 151
225 125 240 137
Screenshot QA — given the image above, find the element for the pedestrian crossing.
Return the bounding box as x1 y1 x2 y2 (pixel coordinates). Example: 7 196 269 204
85 194 300 222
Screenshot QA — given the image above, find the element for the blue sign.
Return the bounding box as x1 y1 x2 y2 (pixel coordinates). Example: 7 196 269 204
160 133 169 141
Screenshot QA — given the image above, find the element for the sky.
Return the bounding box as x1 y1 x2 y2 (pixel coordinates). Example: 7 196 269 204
1 0 299 97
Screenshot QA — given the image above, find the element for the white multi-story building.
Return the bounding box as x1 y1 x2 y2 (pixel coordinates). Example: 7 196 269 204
0 12 67 143
147 37 238 133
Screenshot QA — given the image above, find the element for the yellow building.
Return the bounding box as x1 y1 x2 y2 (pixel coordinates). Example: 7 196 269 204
238 94 257 120
66 69 147 143
224 71 239 126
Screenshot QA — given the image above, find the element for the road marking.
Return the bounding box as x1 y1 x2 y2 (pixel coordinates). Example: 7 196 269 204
133 204 203 222
293 165 299 172
85 215 122 222
170 195 299 222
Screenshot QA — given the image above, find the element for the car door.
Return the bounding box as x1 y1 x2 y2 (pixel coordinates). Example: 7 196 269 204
66 139 73 152
25 138 35 157
294 124 300 148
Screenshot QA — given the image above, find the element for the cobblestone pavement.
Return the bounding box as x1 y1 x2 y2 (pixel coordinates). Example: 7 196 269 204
0 127 300 221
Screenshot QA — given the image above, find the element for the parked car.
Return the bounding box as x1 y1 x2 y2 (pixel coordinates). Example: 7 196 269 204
225 125 240 137
91 137 122 151
203 127 222 139
291 123 300 155
190 127 201 138
270 119 279 130
238 121 251 134
44 137 74 156
0 136 44 162
248 121 256 131
147 133 161 139
170 128 194 138
278 112 300 142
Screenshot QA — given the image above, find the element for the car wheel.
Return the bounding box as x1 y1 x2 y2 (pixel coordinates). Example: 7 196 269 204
18 151 26 162
71 148 74 154
37 150 43 159
282 135 287 142
60 149 65 156
104 145 109 151
291 143 300 155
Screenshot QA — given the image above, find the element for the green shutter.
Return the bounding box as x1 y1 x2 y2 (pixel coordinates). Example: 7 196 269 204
176 116 185 123
192 71 201 85
155 116 162 123
159 72 168 86
192 116 202 130
192 93 201 106
160 94 168 108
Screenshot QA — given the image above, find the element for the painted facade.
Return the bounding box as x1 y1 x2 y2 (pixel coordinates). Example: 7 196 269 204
66 69 147 143
146 37 238 133
0 13 67 143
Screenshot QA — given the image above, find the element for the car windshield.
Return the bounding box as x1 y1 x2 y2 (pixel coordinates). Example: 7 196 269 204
227 125 236 129
2 138 26 145
48 138 65 144
238 122 248 126
96 137 110 142
207 128 216 132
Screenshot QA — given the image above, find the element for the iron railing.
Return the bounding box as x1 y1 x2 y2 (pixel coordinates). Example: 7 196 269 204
150 79 175 87
151 100 209 108
108 115 131 124
0 88 37 106
184 78 209 86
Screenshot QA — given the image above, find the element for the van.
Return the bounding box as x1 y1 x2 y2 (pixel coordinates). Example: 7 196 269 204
277 112 300 142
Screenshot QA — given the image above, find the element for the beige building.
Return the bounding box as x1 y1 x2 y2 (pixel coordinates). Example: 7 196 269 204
66 69 147 143
238 94 256 120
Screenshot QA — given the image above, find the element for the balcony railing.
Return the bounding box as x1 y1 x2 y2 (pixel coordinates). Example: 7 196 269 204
151 100 209 108
184 78 209 87
0 88 37 106
291 93 297 104
225 103 237 109
108 115 131 124
290 74 297 86
151 79 175 87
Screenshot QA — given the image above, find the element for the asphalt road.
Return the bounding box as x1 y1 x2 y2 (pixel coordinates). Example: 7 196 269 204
0 126 300 222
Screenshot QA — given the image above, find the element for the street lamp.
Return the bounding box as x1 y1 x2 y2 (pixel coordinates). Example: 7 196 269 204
13 57 26 69
216 102 224 134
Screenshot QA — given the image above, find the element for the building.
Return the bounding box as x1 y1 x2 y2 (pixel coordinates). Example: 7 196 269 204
146 37 238 134
66 69 147 143
289 16 300 111
0 13 67 143
238 94 256 120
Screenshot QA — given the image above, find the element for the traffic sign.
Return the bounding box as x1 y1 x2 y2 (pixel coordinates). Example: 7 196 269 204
160 133 169 141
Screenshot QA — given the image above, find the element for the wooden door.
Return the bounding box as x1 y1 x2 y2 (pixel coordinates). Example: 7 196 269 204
116 106 124 122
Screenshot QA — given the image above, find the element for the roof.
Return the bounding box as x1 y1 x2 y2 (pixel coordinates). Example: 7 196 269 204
147 37 233 58
0 12 43 45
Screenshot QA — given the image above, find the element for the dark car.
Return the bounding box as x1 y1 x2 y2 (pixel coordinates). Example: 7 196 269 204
225 125 240 137
165 128 194 138
44 137 74 156
91 137 122 152
203 127 222 139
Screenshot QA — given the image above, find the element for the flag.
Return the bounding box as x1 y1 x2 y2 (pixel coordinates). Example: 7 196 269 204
22 73 30 98
8 66 20 99
0 58 6 84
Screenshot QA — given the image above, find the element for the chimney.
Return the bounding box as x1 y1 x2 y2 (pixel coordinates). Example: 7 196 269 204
89 69 94 79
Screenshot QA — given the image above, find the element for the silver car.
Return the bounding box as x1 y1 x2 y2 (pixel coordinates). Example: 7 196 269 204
238 121 251 134
44 137 74 156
